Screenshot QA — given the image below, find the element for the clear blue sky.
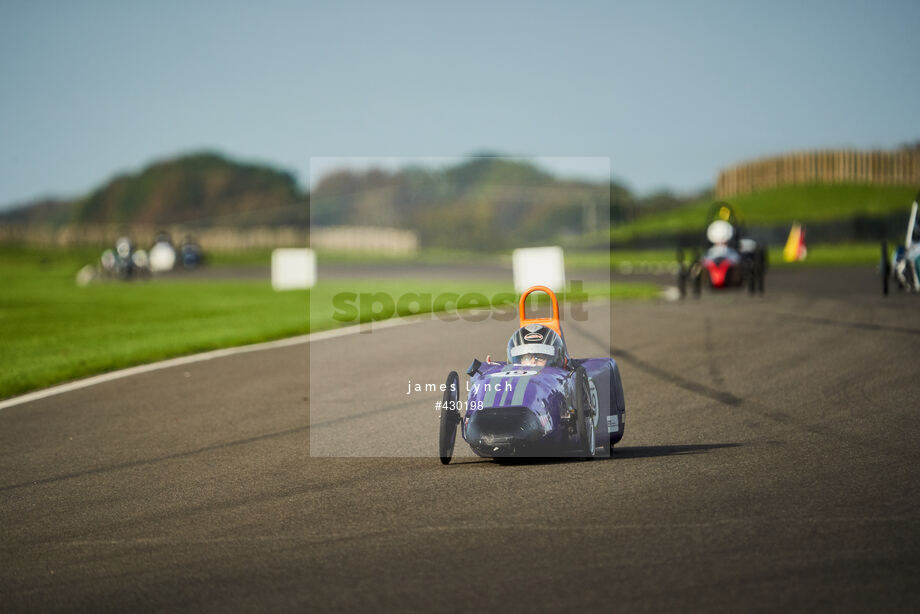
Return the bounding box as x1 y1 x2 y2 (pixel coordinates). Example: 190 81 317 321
1 0 917 209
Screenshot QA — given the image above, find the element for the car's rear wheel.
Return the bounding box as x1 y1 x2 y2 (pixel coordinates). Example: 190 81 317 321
573 367 596 459
439 371 461 465
907 259 919 292
747 259 756 294
677 249 687 298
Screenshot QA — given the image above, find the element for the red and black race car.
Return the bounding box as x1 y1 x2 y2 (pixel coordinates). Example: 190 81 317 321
678 202 767 297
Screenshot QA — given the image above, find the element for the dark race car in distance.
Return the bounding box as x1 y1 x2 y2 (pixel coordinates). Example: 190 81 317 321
678 202 767 297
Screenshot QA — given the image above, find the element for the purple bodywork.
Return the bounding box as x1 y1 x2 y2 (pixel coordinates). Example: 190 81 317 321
460 358 626 457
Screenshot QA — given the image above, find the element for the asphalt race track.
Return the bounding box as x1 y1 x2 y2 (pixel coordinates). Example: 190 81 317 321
2 267 920 612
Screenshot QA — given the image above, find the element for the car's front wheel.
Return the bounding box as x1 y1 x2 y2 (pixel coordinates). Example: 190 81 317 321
439 371 461 465
692 265 703 297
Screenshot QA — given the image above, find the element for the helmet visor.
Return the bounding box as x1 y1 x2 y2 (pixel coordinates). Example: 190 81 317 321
509 343 555 365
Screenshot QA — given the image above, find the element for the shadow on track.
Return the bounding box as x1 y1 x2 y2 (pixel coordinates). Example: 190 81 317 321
448 442 741 467
612 442 741 459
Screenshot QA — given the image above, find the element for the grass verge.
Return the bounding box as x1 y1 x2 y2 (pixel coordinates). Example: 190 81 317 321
766 242 886 267
571 243 887 270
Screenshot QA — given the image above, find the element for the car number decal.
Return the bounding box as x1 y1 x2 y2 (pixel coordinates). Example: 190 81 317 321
489 369 538 377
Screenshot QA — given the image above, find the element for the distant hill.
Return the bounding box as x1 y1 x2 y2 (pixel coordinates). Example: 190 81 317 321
1 152 307 227
311 157 614 249
3 153 643 250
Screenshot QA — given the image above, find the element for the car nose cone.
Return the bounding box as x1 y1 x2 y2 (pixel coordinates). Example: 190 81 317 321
465 406 543 453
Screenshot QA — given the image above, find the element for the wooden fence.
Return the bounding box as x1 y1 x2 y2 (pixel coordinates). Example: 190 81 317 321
715 149 920 198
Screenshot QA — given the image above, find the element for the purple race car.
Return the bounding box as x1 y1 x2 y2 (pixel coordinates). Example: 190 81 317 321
438 285 626 463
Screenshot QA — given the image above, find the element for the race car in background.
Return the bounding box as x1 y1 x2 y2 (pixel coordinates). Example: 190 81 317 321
150 231 207 272
438 285 626 463
100 236 150 280
149 231 177 273
179 235 205 269
881 191 920 295
678 202 767 297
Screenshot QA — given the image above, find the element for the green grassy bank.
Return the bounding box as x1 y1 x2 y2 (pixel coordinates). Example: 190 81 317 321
612 184 916 243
